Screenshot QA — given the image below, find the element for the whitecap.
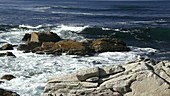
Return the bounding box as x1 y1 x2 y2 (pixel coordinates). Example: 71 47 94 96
19 24 43 29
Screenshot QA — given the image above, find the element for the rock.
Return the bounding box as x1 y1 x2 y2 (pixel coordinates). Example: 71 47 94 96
0 81 4 84
86 77 99 82
76 67 99 81
99 65 125 77
19 32 131 56
0 52 16 57
0 43 14 50
34 40 91 56
17 42 42 52
56 40 91 55
22 33 31 41
0 88 20 96
43 60 170 96
29 32 61 43
1 74 16 81
91 38 130 52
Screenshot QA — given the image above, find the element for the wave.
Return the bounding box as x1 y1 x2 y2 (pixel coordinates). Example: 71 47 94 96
1 24 170 43
80 27 170 42
51 5 151 12
19 24 43 29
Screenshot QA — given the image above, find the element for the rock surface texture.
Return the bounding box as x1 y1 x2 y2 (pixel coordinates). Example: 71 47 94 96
0 88 20 96
43 59 170 96
1 74 16 81
0 43 14 50
18 32 130 56
0 52 16 57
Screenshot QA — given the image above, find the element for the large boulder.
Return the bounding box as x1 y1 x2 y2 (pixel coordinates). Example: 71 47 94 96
18 32 62 53
0 88 20 96
29 32 61 43
0 43 14 50
38 40 91 55
43 59 170 96
91 38 130 52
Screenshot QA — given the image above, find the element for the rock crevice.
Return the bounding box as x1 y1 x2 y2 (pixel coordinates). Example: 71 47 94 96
43 60 170 96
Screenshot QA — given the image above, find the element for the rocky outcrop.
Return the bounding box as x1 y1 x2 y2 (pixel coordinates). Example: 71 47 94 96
22 32 61 43
43 59 170 96
1 75 16 81
91 38 130 52
0 88 20 96
18 32 130 56
0 43 14 50
0 52 16 57
17 42 42 52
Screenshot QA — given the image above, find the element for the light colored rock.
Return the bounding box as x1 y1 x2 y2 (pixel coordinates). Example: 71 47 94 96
44 60 170 96
99 65 125 77
125 75 170 96
86 77 99 82
76 67 99 81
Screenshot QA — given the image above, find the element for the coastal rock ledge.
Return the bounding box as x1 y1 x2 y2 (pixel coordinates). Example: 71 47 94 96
43 59 170 96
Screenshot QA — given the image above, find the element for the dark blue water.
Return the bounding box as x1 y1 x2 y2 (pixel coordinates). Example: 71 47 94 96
0 0 170 60
0 0 170 27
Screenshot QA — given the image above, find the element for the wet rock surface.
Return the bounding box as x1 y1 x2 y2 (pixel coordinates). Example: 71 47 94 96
18 32 130 56
0 43 14 50
0 88 20 96
0 52 16 57
43 59 170 96
1 74 16 81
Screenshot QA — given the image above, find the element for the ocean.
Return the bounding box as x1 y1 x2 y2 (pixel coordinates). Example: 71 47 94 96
0 0 170 96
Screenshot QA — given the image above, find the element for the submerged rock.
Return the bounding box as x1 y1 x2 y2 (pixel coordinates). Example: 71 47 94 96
0 88 20 96
43 60 170 96
0 43 14 50
0 52 16 57
1 74 16 81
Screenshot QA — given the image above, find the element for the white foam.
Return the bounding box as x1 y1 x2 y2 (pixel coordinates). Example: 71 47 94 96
19 24 43 29
0 24 159 96
58 24 88 32
50 25 88 41
0 46 158 96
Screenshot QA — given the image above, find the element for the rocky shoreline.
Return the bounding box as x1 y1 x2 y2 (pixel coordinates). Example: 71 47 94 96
0 31 170 96
43 58 170 96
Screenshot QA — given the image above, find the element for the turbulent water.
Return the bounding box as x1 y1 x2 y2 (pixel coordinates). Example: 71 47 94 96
0 0 170 96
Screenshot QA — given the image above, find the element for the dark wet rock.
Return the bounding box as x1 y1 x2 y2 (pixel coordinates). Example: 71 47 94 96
0 88 20 96
29 32 61 43
0 52 16 57
0 81 4 84
0 43 14 50
22 33 31 41
91 38 131 53
17 42 42 52
1 75 16 81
